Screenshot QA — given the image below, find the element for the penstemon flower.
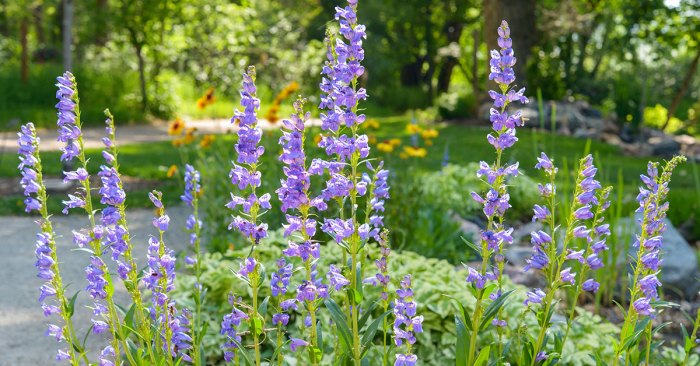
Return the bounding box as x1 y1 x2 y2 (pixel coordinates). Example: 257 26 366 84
145 191 192 363
221 295 249 363
182 163 204 366
55 73 127 366
314 1 395 365
393 275 422 366
225 66 270 365
614 156 685 365
525 154 608 365
363 230 392 364
463 20 527 365
19 122 80 364
275 97 327 364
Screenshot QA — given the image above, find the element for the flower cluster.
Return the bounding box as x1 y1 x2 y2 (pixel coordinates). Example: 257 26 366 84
227 66 270 242
467 20 528 294
630 158 684 316
393 275 422 366
221 296 249 362
19 122 78 362
144 191 192 361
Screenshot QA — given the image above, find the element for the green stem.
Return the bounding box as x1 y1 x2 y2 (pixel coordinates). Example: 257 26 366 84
683 307 700 365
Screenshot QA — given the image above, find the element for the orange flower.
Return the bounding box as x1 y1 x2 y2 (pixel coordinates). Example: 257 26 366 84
196 87 216 110
200 134 215 148
184 128 197 145
166 164 178 178
168 118 185 135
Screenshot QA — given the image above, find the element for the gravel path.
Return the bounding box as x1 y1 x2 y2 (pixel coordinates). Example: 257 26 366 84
0 117 321 152
0 207 190 365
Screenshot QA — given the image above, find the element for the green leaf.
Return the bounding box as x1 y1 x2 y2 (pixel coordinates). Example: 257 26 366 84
324 298 352 350
474 345 490 366
452 300 472 331
460 235 481 252
347 288 363 304
480 290 514 331
67 291 80 318
230 339 254 366
361 310 391 353
258 296 270 317
358 302 378 329
455 315 469 366
316 319 323 352
270 339 291 364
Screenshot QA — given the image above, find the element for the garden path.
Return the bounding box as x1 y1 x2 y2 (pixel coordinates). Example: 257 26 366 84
0 206 190 365
0 117 321 152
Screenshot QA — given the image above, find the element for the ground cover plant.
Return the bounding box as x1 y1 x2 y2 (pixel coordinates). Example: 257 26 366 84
15 1 700 365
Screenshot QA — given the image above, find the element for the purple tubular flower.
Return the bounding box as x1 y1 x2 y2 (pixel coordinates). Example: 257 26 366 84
395 353 418 366
270 259 293 296
55 72 80 162
221 298 249 361
535 152 557 175
181 164 201 206
582 279 600 293
392 275 422 363
560 267 576 285
228 66 269 243
327 264 350 291
633 297 654 317
289 338 309 352
524 288 546 306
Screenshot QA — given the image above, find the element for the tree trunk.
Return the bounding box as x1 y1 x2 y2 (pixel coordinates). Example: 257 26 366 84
95 0 109 46
663 47 700 130
20 16 29 83
483 0 537 86
135 43 148 112
62 0 73 71
436 21 464 94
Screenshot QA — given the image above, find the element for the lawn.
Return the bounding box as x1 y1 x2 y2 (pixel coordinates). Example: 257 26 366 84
3 116 699 238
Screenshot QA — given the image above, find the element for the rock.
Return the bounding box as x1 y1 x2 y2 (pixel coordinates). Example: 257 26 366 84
511 221 542 245
452 214 482 244
617 214 700 299
573 128 601 140
649 136 681 157
505 246 532 267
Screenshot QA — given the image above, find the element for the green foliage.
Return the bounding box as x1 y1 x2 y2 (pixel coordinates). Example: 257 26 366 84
644 104 685 133
171 228 620 365
0 63 145 128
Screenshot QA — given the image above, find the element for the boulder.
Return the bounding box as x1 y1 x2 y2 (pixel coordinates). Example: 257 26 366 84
649 136 681 157
617 215 699 299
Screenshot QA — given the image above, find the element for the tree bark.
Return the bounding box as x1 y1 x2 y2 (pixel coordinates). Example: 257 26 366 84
472 29 480 114
436 21 464 94
33 4 44 45
663 47 700 130
135 43 148 112
62 0 73 71
483 0 537 86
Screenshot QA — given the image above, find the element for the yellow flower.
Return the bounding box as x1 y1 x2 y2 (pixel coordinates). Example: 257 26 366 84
424 139 433 146
406 124 422 134
313 134 323 146
403 146 427 158
168 118 185 135
365 118 380 130
166 165 178 178
172 138 184 147
196 87 216 110
368 135 377 145
200 134 215 148
377 141 394 153
421 128 439 139
183 127 197 145
399 152 408 159
388 138 402 147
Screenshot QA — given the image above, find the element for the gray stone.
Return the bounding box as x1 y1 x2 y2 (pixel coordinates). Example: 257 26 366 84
649 136 681 157
452 214 481 244
505 246 533 267
617 214 699 298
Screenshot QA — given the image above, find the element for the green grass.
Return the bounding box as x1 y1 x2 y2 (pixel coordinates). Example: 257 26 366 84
3 116 699 238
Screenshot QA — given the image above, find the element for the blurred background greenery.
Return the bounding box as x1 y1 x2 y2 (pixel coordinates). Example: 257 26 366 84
0 0 698 132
